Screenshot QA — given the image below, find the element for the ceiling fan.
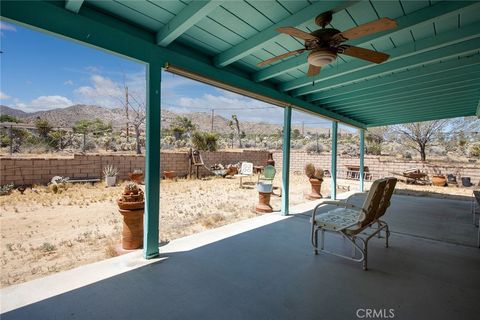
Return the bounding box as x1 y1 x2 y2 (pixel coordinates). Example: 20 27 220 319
257 12 397 77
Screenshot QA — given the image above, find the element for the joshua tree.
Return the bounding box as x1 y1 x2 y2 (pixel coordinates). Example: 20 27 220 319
228 114 242 148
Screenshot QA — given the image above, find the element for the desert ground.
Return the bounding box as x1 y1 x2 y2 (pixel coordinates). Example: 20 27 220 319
0 173 475 287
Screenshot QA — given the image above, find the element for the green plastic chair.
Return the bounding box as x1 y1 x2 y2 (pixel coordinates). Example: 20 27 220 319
258 165 276 184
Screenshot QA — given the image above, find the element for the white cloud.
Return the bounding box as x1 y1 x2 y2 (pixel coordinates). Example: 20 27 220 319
11 95 73 112
64 80 74 85
0 91 11 100
0 21 16 37
74 73 145 108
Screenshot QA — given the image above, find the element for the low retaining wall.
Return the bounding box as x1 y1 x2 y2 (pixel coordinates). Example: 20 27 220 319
273 151 480 185
0 150 270 186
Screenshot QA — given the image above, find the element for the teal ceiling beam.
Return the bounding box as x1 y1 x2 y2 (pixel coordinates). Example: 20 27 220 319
358 105 476 124
321 77 480 108
337 91 478 116
65 0 84 13
253 0 477 83
156 1 220 47
0 1 365 128
307 55 480 102
325 78 480 109
282 22 480 94
364 107 476 127
290 37 480 98
213 0 348 68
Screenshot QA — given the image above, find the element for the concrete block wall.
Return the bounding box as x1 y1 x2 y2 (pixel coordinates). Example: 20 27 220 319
0 150 270 186
273 151 480 185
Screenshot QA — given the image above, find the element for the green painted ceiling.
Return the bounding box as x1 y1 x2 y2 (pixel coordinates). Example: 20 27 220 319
3 0 480 127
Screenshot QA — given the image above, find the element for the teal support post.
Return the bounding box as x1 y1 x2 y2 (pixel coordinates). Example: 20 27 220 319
144 63 161 259
331 121 338 200
281 106 292 215
359 129 365 192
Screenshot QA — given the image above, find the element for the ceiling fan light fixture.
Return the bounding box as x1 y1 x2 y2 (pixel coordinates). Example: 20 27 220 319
307 49 337 67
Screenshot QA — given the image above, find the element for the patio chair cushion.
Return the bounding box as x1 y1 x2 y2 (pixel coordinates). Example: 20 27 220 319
358 178 387 227
313 208 362 231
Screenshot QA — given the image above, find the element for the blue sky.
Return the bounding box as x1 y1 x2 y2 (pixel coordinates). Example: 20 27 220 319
0 20 335 128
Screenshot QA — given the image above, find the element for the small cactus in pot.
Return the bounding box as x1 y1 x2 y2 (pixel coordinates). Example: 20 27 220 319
103 165 119 187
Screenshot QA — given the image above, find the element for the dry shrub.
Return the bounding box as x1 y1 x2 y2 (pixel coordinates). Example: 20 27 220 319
105 242 119 258
199 213 225 229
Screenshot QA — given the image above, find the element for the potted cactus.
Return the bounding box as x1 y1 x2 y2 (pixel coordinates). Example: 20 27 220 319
103 165 119 187
117 182 144 250
305 163 324 200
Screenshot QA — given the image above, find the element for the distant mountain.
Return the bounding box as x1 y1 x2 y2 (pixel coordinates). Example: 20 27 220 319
1 105 341 136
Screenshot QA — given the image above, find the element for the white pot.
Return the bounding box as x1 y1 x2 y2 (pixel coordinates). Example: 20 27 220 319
256 182 273 193
105 176 116 187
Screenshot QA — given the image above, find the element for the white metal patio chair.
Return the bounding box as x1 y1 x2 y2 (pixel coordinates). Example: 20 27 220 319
234 162 254 188
311 178 397 270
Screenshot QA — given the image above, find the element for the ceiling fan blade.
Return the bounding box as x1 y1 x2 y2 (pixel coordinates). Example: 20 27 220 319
307 64 321 77
337 18 397 41
277 27 318 41
257 49 305 67
341 46 389 64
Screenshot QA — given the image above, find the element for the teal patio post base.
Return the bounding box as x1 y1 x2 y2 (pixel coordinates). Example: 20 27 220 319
331 121 338 200
281 106 292 215
144 62 161 259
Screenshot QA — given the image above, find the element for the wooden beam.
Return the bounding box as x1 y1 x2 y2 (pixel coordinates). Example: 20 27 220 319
307 55 480 102
65 0 84 13
282 22 480 94
253 0 478 82
213 0 349 67
156 1 220 47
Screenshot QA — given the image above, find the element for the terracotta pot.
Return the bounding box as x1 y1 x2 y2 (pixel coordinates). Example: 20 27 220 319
266 152 275 166
163 171 177 179
255 192 273 213
105 176 116 187
306 178 323 200
129 172 144 184
118 208 144 250
226 167 238 176
117 199 144 210
432 175 447 187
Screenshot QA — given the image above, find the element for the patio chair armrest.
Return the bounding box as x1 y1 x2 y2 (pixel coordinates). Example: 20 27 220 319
321 200 357 210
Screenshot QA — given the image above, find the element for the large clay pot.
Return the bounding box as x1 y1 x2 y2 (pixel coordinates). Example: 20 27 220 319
256 192 273 213
432 175 447 187
163 171 177 179
307 178 323 200
119 208 144 250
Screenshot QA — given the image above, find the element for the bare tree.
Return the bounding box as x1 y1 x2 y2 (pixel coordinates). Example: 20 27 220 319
128 94 146 155
393 120 449 161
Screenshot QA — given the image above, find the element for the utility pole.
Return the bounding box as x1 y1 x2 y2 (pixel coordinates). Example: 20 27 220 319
302 121 304 135
211 109 214 132
125 85 130 142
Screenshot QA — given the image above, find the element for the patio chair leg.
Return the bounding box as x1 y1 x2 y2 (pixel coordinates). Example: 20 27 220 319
363 241 368 271
385 225 390 248
351 237 356 258
320 229 325 250
377 222 382 238
314 229 319 255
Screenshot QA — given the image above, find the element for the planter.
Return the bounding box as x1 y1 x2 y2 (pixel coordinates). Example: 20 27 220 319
256 182 273 193
255 192 273 213
432 175 447 187
105 176 116 187
118 208 144 250
129 172 144 184
306 178 323 200
461 177 472 187
117 199 145 210
163 171 177 179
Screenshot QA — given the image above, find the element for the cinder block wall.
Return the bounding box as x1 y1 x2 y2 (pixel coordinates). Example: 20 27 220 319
0 150 270 186
273 151 480 185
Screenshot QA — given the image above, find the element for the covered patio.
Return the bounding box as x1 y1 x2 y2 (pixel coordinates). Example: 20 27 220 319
2 195 479 319
1 1 479 318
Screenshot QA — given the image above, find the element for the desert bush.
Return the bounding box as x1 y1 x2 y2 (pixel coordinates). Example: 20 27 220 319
469 143 480 158
192 131 219 151
40 242 56 253
428 146 446 156
306 141 324 154
367 142 381 155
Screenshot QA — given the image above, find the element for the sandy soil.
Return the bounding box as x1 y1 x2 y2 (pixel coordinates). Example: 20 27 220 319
1 174 476 288
0 173 329 287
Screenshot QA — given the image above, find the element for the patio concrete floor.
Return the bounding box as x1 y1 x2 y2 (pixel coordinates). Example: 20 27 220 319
1 195 479 320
